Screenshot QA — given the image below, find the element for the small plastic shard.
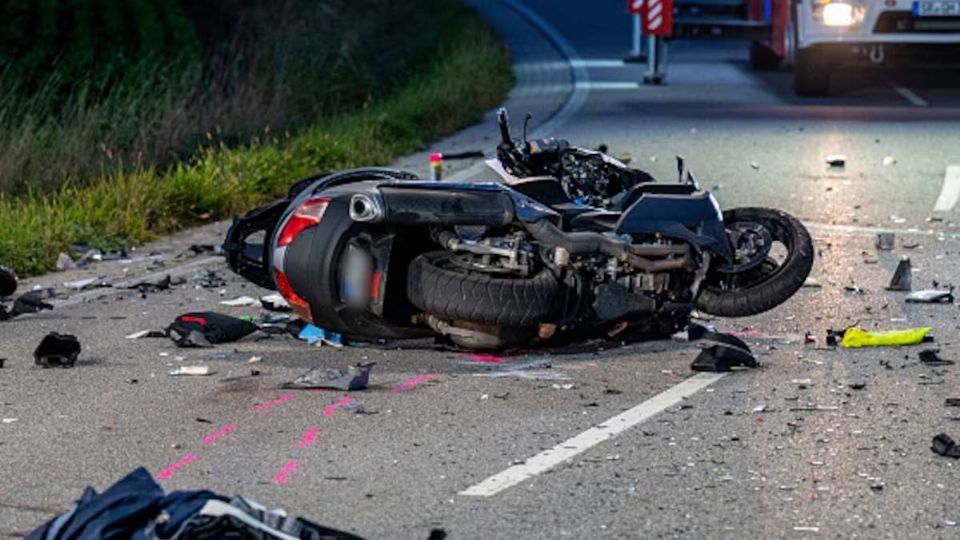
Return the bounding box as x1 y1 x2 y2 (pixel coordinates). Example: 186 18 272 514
886 258 912 291
297 324 344 348
825 154 846 167
876 232 895 251
63 278 98 291
56 252 80 271
906 290 954 303
882 156 896 166
932 433 960 458
920 349 954 366
168 366 213 376
802 277 822 288
13 291 54 315
34 333 81 368
125 330 166 339
840 327 932 348
220 296 260 307
282 363 374 390
260 293 291 312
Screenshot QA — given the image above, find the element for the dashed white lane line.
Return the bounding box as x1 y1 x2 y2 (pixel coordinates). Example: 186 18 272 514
891 84 929 107
460 372 727 497
933 166 960 213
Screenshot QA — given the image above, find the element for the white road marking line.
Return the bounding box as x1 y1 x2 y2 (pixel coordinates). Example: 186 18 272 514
502 0 589 140
891 84 928 107
577 81 638 90
570 59 626 69
933 166 960 212
803 221 957 238
515 59 626 70
460 372 727 497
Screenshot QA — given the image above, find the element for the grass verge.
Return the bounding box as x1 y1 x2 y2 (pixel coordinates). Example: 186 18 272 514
0 5 511 275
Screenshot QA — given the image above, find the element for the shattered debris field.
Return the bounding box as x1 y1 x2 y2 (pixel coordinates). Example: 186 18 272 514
3 218 960 537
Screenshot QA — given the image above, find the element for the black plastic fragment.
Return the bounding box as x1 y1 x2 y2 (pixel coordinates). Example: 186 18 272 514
886 258 912 291
920 349 955 366
0 266 16 298
166 312 258 348
932 433 960 458
688 323 758 372
34 332 81 368
282 363 375 390
13 291 53 315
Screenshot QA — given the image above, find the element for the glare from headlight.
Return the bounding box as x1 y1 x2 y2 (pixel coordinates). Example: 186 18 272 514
822 2 855 26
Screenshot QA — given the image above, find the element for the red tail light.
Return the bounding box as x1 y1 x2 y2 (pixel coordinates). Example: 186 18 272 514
278 197 330 247
274 269 313 321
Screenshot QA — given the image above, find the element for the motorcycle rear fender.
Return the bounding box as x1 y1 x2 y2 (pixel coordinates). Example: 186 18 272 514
615 192 733 261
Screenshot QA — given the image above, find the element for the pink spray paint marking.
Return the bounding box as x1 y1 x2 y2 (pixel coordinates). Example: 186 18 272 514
156 453 198 480
295 428 320 449
468 354 504 364
273 460 300 485
201 423 236 446
390 374 436 393
322 396 353 416
255 393 294 412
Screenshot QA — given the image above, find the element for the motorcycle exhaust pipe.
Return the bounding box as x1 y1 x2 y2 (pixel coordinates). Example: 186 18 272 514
349 193 385 223
525 220 688 273
377 187 515 227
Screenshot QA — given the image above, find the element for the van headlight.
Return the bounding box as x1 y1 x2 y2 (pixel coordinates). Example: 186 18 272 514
812 0 866 27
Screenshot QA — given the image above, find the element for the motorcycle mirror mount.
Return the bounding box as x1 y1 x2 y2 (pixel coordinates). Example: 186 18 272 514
676 155 685 183
497 107 513 148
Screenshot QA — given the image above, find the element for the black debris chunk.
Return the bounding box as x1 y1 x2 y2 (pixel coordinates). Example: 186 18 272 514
688 323 757 372
127 275 185 294
886 258 912 291
166 312 258 348
932 433 960 458
13 291 54 316
848 382 867 390
34 332 81 368
945 398 960 407
920 349 955 366
195 270 227 289
0 266 16 298
282 363 375 391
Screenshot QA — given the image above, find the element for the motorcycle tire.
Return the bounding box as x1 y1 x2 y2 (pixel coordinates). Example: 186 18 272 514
407 251 561 327
695 207 813 317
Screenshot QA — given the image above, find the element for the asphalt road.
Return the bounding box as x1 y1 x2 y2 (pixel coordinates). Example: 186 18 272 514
4 1 960 538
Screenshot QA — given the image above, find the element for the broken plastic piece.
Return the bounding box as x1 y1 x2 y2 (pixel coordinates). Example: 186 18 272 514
260 293 291 312
882 156 896 166
886 258 912 291
128 275 184 294
691 345 758 372
840 327 932 348
876 232 895 251
282 363 375 390
34 332 81 368
932 433 960 458
825 154 847 167
906 290 954 304
167 312 258 348
13 291 53 316
297 324 344 348
220 296 259 307
919 349 955 366
169 366 213 376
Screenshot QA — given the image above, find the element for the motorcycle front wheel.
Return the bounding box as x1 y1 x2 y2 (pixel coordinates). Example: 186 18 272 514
695 207 813 317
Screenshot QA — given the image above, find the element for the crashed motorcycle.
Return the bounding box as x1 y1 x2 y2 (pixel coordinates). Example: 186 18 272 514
224 116 813 349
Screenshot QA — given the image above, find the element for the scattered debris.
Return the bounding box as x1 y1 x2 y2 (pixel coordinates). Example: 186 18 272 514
63 278 105 291
297 324 344 348
282 363 375 390
906 290 954 303
34 332 81 368
552 383 575 390
166 312 258 348
945 398 960 407
168 366 213 376
749 161 760 170
125 330 166 340
802 277 822 288
882 156 897 166
839 327 932 348
11 290 54 316
128 275 184 294
26 467 365 539
195 270 227 289
886 258 912 291
825 154 846 167
688 323 758 372
848 381 867 390
220 296 260 307
932 433 960 458
260 293 291 312
876 232 895 251
920 349 955 366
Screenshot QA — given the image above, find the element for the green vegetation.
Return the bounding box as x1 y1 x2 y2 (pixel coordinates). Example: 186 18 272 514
0 0 511 274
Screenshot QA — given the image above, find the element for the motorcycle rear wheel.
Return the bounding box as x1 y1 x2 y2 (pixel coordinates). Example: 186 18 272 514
407 251 561 327
695 207 813 317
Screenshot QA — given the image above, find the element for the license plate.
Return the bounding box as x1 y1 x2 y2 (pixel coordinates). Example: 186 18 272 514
914 1 960 16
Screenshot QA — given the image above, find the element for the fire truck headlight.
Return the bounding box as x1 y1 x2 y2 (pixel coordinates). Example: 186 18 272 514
814 0 866 27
